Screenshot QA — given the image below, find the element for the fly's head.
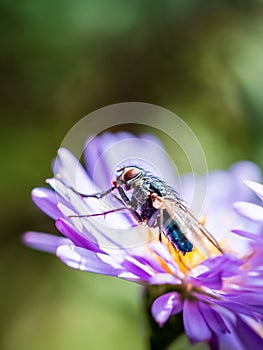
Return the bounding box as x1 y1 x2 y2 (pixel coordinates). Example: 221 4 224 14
113 166 144 190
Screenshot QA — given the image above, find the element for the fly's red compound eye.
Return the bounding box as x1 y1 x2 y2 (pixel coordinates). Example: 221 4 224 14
123 167 141 183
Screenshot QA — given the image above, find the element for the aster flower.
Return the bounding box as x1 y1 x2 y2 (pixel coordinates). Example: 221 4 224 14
23 132 263 349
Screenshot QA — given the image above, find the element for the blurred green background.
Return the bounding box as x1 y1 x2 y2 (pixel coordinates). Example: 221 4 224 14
1 1 263 349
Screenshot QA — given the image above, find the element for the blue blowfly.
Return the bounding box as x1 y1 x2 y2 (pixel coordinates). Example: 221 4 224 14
68 165 223 257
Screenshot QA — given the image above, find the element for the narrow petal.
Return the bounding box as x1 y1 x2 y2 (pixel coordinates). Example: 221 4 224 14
56 245 123 276
128 252 169 274
53 147 97 194
199 254 243 278
199 303 229 334
192 272 222 290
220 329 244 350
121 256 153 282
208 333 220 350
214 301 254 317
151 292 183 326
223 293 263 313
149 273 181 285
83 134 103 181
183 300 211 343
245 180 263 201
32 188 63 220
225 291 263 305
23 232 70 254
233 202 263 222
231 229 260 241
148 241 178 267
55 218 103 253
231 316 263 350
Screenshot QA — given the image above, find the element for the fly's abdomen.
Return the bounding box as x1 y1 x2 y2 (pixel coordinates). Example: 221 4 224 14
164 216 193 254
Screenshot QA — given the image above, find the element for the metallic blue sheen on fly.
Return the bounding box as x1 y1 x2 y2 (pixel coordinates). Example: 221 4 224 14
163 213 193 253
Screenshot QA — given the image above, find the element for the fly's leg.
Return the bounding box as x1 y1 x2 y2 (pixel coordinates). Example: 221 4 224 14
116 186 134 206
116 186 142 222
69 185 116 199
68 204 143 223
55 177 143 223
55 175 117 199
154 209 164 242
68 207 134 218
71 183 143 222
57 177 127 208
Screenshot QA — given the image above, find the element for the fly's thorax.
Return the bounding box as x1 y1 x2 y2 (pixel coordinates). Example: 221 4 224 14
129 177 151 205
128 178 159 223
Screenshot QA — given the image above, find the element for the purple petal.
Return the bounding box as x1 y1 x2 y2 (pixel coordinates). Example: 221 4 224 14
199 255 243 278
231 229 260 241
233 202 263 222
214 300 254 317
128 252 169 274
53 147 96 194
192 272 222 290
232 316 263 350
151 292 183 326
208 333 220 350
32 188 63 220
84 134 108 187
56 245 123 276
148 241 177 266
220 330 243 350
183 300 211 343
23 232 70 254
84 132 142 189
55 218 103 253
199 303 229 334
149 273 181 285
225 292 263 311
121 257 153 282
244 274 263 288
230 161 262 189
245 180 263 201
84 132 179 190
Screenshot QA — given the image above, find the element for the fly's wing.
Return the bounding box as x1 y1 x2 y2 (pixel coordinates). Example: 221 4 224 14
159 197 223 257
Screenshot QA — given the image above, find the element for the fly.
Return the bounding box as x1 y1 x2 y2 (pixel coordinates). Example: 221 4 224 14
67 165 223 257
